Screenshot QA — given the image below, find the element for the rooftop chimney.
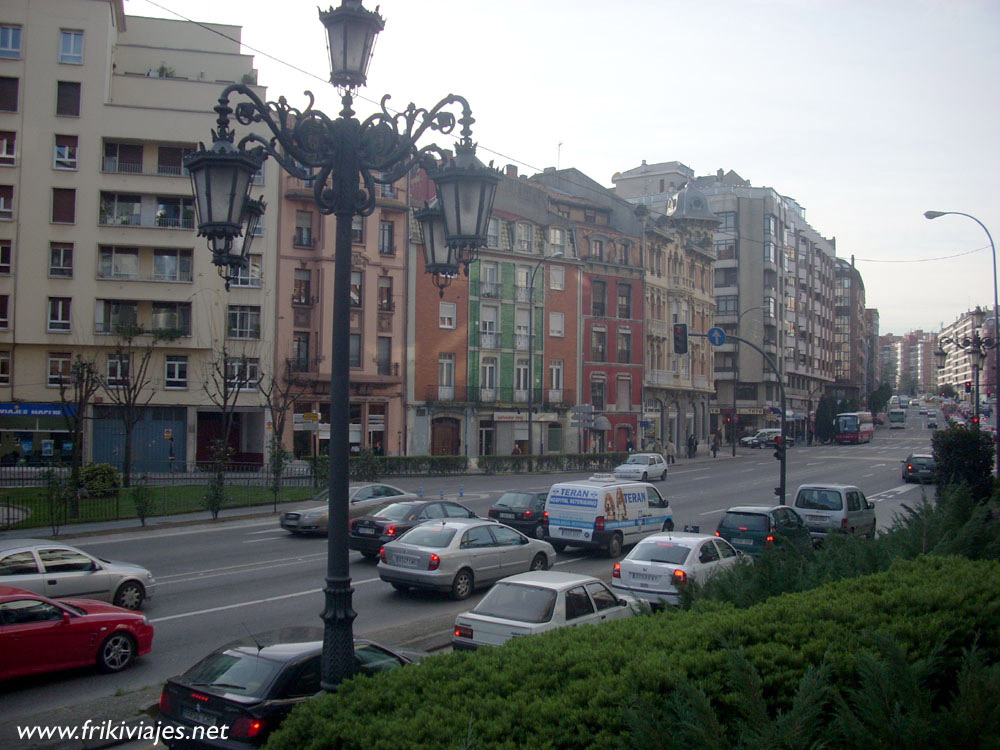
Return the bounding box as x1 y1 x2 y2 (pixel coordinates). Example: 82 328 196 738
505 164 518 178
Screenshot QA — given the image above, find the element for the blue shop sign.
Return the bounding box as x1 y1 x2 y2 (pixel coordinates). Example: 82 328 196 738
0 403 76 418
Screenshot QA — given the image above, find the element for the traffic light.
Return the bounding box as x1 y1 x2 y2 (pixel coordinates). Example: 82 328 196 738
725 415 732 425
966 381 972 394
773 436 785 462
972 416 980 426
673 323 688 354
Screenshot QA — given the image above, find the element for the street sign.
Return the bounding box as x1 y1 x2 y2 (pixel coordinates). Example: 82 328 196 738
163 429 172 440
303 412 320 422
570 405 594 414
570 405 595 427
707 327 726 346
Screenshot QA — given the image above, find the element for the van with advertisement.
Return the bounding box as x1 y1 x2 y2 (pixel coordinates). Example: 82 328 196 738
545 475 673 558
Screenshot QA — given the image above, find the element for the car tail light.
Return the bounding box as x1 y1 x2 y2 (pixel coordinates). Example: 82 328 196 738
189 692 210 702
765 535 775 545
672 569 688 586
385 525 397 536
595 515 605 531
349 519 357 531
454 625 473 639
230 717 266 739
428 554 440 570
544 511 549 520
714 530 720 537
907 464 914 471
379 546 387 563
523 510 532 519
841 518 849 530
488 508 497 518
159 691 172 715
612 562 621 579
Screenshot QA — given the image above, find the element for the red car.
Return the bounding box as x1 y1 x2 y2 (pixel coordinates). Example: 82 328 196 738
0 585 153 681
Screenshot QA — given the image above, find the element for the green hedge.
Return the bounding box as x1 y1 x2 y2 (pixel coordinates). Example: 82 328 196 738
266 556 1000 750
478 452 627 474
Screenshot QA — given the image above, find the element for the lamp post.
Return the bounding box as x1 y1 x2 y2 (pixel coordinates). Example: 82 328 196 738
732 305 767 456
925 210 999 474
184 0 498 690
527 250 564 466
935 306 995 426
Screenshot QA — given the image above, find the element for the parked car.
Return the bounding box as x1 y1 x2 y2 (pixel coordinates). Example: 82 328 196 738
611 532 744 607
452 571 638 650
613 453 667 481
715 505 812 556
157 628 423 748
739 429 789 448
378 519 554 600
901 453 937 483
0 585 153 680
0 539 155 609
349 499 478 561
792 484 876 541
279 483 409 535
487 491 549 538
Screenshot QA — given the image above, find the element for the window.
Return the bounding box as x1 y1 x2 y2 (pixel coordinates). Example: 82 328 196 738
227 305 261 339
103 142 143 174
98 247 139 279
290 332 310 372
95 299 138 333
716 295 738 315
0 26 21 59
439 353 455 386
48 353 71 387
379 221 394 255
591 238 604 261
350 270 362 307
231 255 262 288
479 261 500 298
550 227 566 253
351 215 364 244
439 301 456 329
349 333 361 367
54 134 78 169
0 130 14 166
0 185 11 219
549 360 563 390
549 266 565 291
487 218 500 248
717 211 736 232
616 376 631 411
52 188 75 223
0 350 9 386
157 146 190 176
764 213 777 236
591 377 605 411
378 276 393 311
292 269 311 304
153 248 192 282
164 356 187 389
49 243 73 277
714 238 737 260
106 354 130 388
617 284 632 318
591 280 606 317
549 311 564 337
0 240 8 273
480 356 497 393
100 193 142 226
0 77 17 112
515 358 529 395
617 330 631 364
154 196 194 229
293 210 314 247
59 31 83 64
591 328 607 362
226 357 260 389
376 337 391 375
48 298 71 332
56 81 81 116
715 268 737 287
764 241 777 264
0 294 7 328
617 243 629 265
151 302 191 335
515 223 533 253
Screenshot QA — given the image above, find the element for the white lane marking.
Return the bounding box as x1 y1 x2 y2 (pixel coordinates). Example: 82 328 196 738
150 577 382 623
244 536 289 543
698 508 726 517
806 462 823 466
247 528 285 536
156 554 325 583
862 473 875 478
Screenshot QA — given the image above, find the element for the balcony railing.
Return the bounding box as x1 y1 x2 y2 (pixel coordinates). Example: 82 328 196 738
102 157 189 177
376 361 398 377
475 281 501 298
479 331 499 349
514 333 529 350
514 285 531 302
293 231 315 247
99 213 194 230
423 385 575 406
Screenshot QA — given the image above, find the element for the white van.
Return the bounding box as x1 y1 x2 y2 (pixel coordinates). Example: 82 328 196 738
545 475 673 557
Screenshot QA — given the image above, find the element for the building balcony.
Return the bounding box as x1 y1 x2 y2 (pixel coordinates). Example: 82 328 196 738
99 213 195 230
423 385 575 407
479 331 500 349
102 157 190 178
514 333 529 350
473 280 501 299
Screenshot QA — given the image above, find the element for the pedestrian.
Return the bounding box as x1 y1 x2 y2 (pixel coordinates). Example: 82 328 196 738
626 437 635 452
686 434 694 459
711 432 720 458
693 437 699 458
512 443 522 455
666 439 676 464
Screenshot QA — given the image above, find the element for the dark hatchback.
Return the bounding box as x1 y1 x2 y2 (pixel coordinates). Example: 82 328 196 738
157 629 424 748
715 505 813 556
901 453 937 483
348 500 477 560
487 491 549 538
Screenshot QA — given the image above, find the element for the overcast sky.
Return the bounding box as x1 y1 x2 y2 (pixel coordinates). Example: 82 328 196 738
129 0 1000 336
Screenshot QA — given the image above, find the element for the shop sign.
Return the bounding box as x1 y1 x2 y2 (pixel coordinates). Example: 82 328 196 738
0 402 75 417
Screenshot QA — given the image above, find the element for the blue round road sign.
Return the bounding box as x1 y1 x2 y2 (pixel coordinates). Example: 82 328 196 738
707 327 726 346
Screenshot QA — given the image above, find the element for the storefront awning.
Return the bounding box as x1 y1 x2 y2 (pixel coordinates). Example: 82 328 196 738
593 416 612 431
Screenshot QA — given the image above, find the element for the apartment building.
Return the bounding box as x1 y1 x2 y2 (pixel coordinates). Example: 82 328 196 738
832 257 869 404
885 330 939 396
938 311 988 399
0 1 277 468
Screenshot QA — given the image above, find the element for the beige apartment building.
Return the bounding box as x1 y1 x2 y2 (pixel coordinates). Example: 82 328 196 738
0 0 277 469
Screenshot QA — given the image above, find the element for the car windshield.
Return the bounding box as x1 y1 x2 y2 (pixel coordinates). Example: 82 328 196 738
495 493 535 509
719 512 769 532
471 582 557 623
794 490 843 511
625 456 647 465
398 526 456 548
374 503 419 521
911 457 935 467
181 650 284 697
629 540 692 564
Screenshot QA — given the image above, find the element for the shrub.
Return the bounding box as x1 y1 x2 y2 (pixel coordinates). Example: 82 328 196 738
130 476 154 527
79 463 122 497
265 556 1000 750
932 424 997 502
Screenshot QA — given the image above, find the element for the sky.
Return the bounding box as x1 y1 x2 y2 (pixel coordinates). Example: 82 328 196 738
128 0 1000 336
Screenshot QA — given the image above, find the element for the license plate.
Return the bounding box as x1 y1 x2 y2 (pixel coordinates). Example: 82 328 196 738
630 573 658 582
357 527 376 535
394 555 419 568
732 538 753 546
181 708 217 727
560 528 582 538
807 515 826 522
499 512 515 520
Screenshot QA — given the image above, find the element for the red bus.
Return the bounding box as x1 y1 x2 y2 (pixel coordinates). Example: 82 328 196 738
834 412 874 444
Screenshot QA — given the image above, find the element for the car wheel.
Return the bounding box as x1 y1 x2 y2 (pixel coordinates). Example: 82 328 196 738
530 553 548 571
97 632 137 673
532 522 546 540
606 533 623 558
641 471 648 481
550 541 566 552
361 551 379 562
662 519 674 532
113 581 145 610
390 583 410 593
450 569 474 600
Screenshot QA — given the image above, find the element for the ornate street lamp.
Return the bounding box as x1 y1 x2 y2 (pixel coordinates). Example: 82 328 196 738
414 199 459 296
935 306 997 427
185 0 498 690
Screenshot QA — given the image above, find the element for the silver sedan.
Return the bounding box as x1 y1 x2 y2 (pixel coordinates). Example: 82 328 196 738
378 519 555 600
280 483 409 535
0 538 155 609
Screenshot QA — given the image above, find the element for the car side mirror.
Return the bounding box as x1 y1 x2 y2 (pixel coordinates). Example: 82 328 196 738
618 598 629 607
61 611 72 624
867 502 874 510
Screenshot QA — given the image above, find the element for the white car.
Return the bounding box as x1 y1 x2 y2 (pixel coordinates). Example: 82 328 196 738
613 453 667 481
611 532 743 607
452 571 639 650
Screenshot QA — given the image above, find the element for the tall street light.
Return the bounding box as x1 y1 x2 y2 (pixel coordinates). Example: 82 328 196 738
184 0 498 689
925 210 999 475
732 305 767 456
527 250 563 466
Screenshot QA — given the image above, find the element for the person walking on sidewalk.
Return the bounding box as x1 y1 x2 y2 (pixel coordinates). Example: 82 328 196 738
666 438 676 464
711 432 720 458
686 434 694 459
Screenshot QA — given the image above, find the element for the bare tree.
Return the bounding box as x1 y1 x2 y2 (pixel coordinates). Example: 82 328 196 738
56 354 101 515
259 360 309 510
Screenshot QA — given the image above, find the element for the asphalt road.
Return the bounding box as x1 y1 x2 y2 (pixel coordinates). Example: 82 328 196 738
0 416 942 726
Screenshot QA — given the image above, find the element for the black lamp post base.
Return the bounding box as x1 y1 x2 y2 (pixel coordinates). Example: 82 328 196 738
320 578 357 690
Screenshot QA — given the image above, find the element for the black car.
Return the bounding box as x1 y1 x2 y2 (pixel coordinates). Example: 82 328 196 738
487 491 548 538
348 500 477 560
901 453 936 483
157 629 424 748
